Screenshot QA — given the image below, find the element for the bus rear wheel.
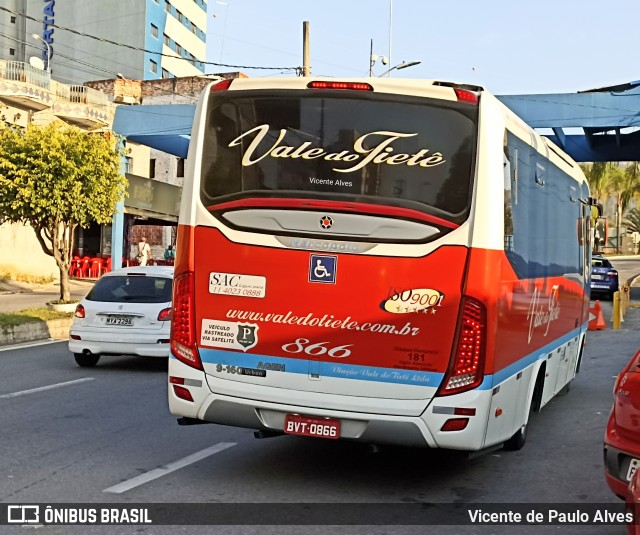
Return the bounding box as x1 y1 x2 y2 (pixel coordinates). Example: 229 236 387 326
503 423 527 451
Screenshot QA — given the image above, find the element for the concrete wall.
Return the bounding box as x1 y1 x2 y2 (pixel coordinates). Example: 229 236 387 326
0 222 59 281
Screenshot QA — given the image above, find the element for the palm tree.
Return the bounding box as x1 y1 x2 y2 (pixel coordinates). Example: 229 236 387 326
582 162 640 253
623 207 640 254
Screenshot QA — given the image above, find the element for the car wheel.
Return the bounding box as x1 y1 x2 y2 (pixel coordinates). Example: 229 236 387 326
503 423 527 451
74 352 100 367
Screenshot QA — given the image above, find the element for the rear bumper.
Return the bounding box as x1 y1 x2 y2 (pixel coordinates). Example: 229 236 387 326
69 335 169 358
168 357 492 450
605 443 633 500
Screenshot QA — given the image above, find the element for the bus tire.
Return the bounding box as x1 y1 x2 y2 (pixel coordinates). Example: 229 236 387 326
558 380 571 396
503 366 545 451
503 423 527 451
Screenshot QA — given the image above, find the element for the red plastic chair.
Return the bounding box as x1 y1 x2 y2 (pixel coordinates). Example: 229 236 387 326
90 258 104 278
81 257 91 278
69 258 83 278
103 257 112 273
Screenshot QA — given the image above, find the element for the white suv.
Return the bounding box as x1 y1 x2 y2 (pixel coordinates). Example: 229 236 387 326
69 265 174 367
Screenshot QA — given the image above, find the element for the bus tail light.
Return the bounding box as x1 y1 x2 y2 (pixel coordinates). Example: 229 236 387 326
437 297 486 396
171 271 203 370
172 385 194 402
440 418 469 432
211 79 233 92
454 88 479 105
307 81 373 91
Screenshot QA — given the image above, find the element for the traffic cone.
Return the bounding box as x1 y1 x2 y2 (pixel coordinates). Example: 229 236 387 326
588 300 607 331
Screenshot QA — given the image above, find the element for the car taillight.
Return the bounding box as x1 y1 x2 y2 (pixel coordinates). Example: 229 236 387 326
157 307 172 321
437 297 486 396
170 271 202 370
74 304 85 319
607 271 618 278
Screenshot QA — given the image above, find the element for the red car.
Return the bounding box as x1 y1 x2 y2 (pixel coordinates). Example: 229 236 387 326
605 349 640 500
626 469 640 534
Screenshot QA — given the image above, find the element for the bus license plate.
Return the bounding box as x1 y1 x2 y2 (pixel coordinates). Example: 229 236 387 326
105 316 133 326
284 414 340 440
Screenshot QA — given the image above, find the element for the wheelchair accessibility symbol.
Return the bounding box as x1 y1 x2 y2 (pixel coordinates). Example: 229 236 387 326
309 254 337 284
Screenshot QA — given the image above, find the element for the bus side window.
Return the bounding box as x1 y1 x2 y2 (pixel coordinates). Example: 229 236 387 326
503 132 514 253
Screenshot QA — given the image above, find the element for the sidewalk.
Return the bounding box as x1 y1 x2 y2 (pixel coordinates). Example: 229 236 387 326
0 278 96 313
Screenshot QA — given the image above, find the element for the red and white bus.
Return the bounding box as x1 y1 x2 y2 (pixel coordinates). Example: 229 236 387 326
168 77 591 451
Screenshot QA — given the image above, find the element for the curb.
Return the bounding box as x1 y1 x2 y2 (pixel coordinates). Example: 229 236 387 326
0 318 73 347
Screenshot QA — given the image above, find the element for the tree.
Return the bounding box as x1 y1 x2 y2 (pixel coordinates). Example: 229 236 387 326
0 122 127 301
580 162 640 252
623 208 640 232
623 208 640 253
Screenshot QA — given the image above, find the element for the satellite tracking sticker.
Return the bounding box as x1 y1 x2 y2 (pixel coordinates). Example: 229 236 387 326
201 319 258 352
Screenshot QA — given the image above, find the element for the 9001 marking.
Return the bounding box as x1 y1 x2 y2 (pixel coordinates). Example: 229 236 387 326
282 338 353 358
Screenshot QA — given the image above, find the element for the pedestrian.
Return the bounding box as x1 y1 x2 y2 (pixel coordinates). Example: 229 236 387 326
137 236 152 266
164 244 175 262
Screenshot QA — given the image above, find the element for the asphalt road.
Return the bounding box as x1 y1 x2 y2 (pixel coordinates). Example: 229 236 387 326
1 301 639 534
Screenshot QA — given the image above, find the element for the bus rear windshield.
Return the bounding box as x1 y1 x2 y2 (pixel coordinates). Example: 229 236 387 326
200 90 478 222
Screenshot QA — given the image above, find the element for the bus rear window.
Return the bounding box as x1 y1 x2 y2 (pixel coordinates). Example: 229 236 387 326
200 91 478 222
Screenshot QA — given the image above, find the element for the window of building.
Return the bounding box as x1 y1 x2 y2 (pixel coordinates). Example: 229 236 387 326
150 60 158 74
125 156 133 174
150 24 158 38
163 33 170 46
177 158 185 177
190 22 197 33
150 159 156 178
177 10 184 23
10 16 16 23
176 44 183 55
162 68 170 78
164 0 170 12
9 48 15 56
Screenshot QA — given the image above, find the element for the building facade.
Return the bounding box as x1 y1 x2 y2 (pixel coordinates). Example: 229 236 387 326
0 0 207 84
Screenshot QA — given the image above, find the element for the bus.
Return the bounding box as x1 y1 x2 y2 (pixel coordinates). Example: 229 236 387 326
168 77 592 452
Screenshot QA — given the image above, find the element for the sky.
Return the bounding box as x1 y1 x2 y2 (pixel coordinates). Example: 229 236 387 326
204 0 640 95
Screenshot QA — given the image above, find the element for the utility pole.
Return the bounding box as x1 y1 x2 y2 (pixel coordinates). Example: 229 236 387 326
369 39 373 77
302 21 310 76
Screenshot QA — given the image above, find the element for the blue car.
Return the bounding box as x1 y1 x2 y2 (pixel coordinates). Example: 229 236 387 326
590 256 619 300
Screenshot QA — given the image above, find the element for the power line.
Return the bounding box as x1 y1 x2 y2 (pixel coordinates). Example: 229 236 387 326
0 6 300 73
0 30 207 103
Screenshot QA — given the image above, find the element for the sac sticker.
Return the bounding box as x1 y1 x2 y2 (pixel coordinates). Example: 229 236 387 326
381 288 445 314
209 272 266 298
201 319 259 352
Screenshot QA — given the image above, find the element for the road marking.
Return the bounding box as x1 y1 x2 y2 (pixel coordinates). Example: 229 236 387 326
0 378 94 399
103 442 237 494
0 339 66 352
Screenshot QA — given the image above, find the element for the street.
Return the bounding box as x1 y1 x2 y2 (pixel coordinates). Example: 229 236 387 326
1 296 639 534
